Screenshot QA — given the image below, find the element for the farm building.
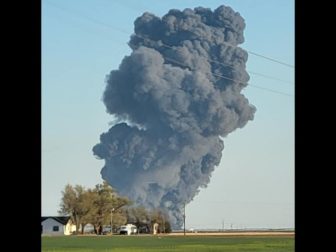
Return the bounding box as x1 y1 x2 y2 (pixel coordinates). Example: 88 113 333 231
41 216 76 236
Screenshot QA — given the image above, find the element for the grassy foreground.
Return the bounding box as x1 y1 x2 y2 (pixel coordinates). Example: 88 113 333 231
42 234 294 252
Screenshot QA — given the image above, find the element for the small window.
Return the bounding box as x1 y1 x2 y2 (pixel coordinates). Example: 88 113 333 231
53 226 59 232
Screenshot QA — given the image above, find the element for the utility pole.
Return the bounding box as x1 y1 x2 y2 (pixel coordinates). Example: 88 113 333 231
183 203 186 236
110 208 114 235
222 220 224 232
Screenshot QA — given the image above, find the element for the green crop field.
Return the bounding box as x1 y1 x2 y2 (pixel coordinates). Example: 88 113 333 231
42 235 294 252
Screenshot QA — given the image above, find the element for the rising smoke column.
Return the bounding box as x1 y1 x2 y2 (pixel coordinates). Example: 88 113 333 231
93 5 256 228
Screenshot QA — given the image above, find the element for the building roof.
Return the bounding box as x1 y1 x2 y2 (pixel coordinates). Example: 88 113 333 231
41 216 71 225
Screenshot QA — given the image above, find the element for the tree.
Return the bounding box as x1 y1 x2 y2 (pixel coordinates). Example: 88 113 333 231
150 209 172 233
86 181 131 235
78 189 97 234
59 181 132 235
58 184 89 234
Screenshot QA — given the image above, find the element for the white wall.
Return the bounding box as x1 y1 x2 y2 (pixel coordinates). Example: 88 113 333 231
64 221 76 235
83 223 94 233
42 218 65 236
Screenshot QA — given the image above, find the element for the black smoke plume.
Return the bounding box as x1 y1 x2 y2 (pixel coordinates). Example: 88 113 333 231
93 5 256 228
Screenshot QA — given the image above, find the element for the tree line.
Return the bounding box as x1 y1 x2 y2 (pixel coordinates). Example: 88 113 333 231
58 181 171 234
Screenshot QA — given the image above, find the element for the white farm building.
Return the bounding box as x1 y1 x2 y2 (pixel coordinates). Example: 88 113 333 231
41 216 76 236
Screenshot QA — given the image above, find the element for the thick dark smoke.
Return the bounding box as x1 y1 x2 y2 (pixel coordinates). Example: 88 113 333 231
93 5 256 229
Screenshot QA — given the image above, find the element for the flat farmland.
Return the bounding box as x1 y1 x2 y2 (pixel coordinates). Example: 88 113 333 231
42 232 294 252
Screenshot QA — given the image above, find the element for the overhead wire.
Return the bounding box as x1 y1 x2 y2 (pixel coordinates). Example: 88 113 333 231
132 33 294 85
98 0 295 69
44 1 294 97
45 1 294 73
247 51 294 68
136 36 294 97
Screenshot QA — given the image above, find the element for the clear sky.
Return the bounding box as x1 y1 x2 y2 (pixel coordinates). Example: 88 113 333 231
42 0 294 230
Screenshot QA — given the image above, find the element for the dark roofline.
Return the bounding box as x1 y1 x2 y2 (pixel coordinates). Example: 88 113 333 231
41 216 71 225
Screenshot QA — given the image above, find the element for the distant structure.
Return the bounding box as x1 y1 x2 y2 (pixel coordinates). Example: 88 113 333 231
153 223 159 235
41 216 76 236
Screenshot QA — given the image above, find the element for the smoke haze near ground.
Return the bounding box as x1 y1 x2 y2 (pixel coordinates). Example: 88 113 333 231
93 5 256 229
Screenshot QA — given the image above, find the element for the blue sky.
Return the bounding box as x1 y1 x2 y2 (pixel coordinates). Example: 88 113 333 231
42 0 294 229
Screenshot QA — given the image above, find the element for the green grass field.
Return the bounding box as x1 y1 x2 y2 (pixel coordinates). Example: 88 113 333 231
42 235 294 252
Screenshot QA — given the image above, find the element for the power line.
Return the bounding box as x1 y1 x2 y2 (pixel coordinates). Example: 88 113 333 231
98 0 295 69
211 39 294 68
131 36 293 96
247 84 293 97
45 0 294 73
246 71 293 85
134 34 294 85
212 72 293 97
247 51 294 68
162 55 293 97
175 25 294 69
44 1 294 97
44 0 129 35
